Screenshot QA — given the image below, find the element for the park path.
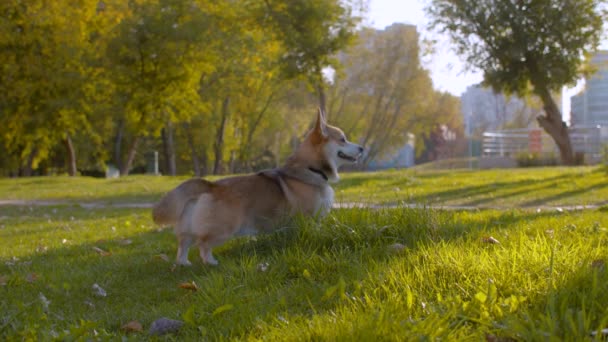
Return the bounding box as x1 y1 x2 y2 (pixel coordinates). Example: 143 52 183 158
0 199 601 211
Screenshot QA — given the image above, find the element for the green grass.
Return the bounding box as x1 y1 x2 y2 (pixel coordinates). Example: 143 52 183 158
1 204 608 340
0 166 606 208
2 167 608 340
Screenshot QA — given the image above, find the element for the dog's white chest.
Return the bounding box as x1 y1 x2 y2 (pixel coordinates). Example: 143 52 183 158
317 185 334 217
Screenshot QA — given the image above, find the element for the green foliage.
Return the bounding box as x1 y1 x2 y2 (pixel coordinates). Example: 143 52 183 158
426 0 607 165
0 0 468 177
426 0 608 96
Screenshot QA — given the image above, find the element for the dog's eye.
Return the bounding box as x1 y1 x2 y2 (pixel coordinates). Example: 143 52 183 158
340 137 346 143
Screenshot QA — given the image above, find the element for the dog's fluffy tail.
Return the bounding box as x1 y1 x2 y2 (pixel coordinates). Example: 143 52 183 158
152 178 214 226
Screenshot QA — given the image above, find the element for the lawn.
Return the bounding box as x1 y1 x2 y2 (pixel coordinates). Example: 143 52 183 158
1 167 608 340
1 166 607 208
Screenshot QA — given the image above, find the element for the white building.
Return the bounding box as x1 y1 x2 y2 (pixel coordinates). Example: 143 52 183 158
570 51 608 126
460 85 544 136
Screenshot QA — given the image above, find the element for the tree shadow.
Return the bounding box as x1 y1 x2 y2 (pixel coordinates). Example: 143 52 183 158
521 182 608 207
406 173 584 207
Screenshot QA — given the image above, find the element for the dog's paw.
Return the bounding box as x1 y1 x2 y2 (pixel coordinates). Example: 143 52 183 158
204 256 219 266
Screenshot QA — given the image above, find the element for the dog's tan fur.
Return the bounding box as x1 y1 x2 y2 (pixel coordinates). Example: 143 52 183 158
152 109 363 265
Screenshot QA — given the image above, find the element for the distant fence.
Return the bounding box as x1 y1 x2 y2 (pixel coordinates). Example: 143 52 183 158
482 126 607 163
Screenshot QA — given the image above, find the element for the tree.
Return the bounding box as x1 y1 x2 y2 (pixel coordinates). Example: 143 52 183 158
104 0 210 175
427 0 608 165
327 24 441 166
256 0 366 113
0 0 112 176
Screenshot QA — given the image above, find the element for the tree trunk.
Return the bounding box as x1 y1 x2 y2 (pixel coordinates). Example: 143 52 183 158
213 97 230 175
64 133 77 176
535 87 575 165
183 122 201 177
21 147 39 177
114 120 125 171
120 137 140 176
161 121 176 176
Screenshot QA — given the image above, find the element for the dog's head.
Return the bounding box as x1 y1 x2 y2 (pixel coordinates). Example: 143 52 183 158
304 108 364 182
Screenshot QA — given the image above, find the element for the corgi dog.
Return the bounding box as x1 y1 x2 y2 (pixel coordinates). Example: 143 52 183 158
152 108 363 265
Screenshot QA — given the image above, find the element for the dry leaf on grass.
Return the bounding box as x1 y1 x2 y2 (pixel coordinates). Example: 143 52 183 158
388 243 406 253
591 259 605 270
485 333 517 342
178 281 198 291
0 275 7 286
154 254 170 262
590 328 608 338
92 283 107 297
482 236 500 244
121 321 143 333
92 246 111 256
118 239 133 245
26 273 38 283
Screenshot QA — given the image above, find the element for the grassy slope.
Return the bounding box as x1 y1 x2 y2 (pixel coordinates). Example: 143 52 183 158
1 167 608 339
1 204 608 340
0 166 606 208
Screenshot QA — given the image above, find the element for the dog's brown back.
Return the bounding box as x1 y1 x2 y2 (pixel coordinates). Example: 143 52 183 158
152 178 214 225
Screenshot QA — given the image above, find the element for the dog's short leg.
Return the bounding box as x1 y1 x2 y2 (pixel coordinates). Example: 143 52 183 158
176 235 194 265
198 244 218 266
197 232 233 266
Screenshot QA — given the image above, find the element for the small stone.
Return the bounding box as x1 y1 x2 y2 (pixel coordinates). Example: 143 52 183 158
388 243 406 253
149 318 183 336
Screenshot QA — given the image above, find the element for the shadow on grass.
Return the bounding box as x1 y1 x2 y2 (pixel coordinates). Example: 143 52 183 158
408 173 584 207
521 182 608 207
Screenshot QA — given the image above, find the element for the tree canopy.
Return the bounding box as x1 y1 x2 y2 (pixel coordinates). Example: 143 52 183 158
426 0 608 164
0 0 464 177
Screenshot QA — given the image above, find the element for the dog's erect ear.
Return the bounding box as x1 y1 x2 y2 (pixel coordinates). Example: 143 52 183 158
313 107 327 137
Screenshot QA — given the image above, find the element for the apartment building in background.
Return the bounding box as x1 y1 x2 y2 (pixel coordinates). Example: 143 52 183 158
460 85 547 136
570 51 608 127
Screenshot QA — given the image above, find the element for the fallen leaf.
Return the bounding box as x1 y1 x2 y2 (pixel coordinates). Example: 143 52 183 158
118 239 133 246
482 236 500 244
149 318 183 336
121 321 143 333
155 254 170 262
0 275 7 286
39 292 50 312
26 273 38 283
92 283 107 297
257 262 269 272
486 333 517 342
178 281 198 291
92 246 111 256
388 243 406 253
591 259 605 270
590 328 608 337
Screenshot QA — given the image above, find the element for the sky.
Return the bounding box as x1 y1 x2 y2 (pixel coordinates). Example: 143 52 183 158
366 0 607 121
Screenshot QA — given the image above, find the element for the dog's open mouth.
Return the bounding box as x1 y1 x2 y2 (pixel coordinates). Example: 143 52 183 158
338 151 358 162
